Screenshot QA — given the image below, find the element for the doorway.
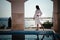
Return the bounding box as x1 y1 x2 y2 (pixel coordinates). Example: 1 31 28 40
24 0 53 30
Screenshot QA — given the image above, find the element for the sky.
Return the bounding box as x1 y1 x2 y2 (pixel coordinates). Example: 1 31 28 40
0 0 53 18
0 0 11 18
24 0 53 18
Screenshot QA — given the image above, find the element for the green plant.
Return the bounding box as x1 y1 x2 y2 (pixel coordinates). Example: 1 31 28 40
42 21 53 29
0 23 5 29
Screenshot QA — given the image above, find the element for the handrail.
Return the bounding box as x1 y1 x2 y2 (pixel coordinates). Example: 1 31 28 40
0 30 54 35
0 30 60 40
25 17 53 19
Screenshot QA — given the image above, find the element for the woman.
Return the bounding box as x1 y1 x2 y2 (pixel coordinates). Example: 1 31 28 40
33 5 44 30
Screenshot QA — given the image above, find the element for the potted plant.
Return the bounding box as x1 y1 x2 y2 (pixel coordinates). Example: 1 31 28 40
42 21 53 29
0 23 5 29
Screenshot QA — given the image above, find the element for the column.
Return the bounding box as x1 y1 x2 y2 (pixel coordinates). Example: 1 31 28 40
53 0 60 33
11 0 24 40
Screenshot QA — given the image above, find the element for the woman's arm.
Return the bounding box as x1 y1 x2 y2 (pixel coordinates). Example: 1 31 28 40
33 10 36 19
39 9 42 16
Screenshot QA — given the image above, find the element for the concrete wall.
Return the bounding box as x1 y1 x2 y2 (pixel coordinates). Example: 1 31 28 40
11 0 24 30
53 0 60 33
9 0 25 40
53 0 58 32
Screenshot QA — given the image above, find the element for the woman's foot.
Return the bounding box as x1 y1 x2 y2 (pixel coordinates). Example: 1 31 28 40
36 28 39 31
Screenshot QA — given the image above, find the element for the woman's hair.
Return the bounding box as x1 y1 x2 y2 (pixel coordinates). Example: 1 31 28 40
36 5 40 10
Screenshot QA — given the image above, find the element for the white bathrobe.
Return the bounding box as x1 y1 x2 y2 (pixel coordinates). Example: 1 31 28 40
34 9 42 26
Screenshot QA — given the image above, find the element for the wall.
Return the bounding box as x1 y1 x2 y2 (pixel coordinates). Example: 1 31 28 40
11 0 24 30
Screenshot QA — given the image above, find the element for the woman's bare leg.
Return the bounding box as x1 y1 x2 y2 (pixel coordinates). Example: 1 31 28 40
36 24 39 40
36 24 39 31
39 22 44 30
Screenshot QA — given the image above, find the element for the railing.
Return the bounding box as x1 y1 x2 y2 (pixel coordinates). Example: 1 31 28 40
0 17 60 40
0 30 57 40
25 17 53 22
0 30 54 35
0 30 60 40
24 17 53 29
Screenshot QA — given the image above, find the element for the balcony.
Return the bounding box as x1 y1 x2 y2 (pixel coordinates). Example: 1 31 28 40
24 17 53 30
0 17 60 40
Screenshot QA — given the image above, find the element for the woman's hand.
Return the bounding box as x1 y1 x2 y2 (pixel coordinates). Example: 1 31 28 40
33 18 35 20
